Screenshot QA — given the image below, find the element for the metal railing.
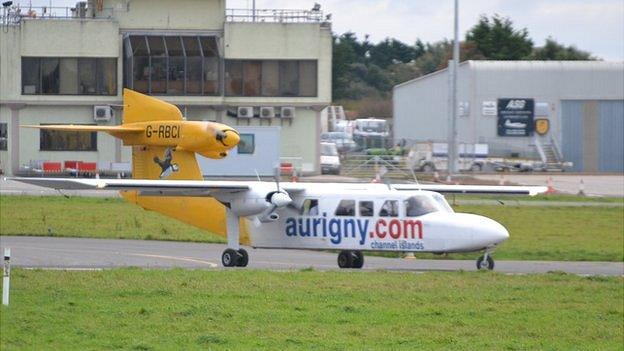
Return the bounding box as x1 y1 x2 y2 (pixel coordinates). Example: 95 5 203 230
226 8 328 23
1 5 114 25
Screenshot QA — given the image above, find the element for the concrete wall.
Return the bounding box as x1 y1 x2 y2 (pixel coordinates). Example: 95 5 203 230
107 0 225 31
224 22 332 105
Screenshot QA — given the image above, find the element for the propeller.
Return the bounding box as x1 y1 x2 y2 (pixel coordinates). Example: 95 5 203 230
259 166 293 222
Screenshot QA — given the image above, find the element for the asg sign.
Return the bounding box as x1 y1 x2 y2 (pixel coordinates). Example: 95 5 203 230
497 98 535 137
505 99 526 110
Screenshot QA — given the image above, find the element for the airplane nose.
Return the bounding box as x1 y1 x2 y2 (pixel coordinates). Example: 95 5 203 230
215 129 240 148
482 217 509 245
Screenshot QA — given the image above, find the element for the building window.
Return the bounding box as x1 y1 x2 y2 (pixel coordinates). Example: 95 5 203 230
40 127 97 151
237 134 255 154
124 35 221 96
0 123 7 151
225 60 317 97
21 57 117 96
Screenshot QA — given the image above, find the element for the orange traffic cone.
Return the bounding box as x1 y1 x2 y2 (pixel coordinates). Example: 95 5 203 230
546 176 556 194
291 169 298 183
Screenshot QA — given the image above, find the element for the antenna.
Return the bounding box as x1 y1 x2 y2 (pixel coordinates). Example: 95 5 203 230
409 167 422 191
254 169 261 182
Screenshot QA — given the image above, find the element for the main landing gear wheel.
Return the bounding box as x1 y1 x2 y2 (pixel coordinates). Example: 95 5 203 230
236 248 249 267
476 255 495 270
337 250 364 269
221 248 249 267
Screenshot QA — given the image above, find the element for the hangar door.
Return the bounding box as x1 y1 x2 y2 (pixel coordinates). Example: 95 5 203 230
561 100 624 172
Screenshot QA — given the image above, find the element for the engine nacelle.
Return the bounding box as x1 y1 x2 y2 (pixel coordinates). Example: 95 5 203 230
258 211 280 223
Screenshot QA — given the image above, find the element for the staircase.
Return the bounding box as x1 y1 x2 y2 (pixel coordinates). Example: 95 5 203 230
534 136 566 171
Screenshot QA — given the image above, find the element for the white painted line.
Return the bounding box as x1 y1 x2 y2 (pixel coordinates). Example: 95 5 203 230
128 253 218 267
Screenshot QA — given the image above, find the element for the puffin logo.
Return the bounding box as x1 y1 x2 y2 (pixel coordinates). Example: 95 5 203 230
506 100 526 109
153 147 179 179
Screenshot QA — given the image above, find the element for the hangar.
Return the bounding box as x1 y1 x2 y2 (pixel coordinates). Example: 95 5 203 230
0 0 332 176
393 61 624 172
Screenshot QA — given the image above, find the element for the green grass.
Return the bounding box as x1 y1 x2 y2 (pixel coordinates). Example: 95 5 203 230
1 196 623 261
0 196 225 243
1 269 622 350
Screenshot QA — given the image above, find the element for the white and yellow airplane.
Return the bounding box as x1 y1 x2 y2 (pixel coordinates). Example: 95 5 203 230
11 90 547 270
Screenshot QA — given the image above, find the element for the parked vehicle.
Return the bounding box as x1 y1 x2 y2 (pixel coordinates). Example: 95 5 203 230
320 142 341 175
352 118 390 149
320 132 357 153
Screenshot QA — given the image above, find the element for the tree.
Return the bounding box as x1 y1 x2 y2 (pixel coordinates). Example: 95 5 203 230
531 37 595 60
466 15 533 60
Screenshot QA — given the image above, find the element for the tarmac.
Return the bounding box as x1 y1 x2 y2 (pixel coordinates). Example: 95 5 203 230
1 236 622 276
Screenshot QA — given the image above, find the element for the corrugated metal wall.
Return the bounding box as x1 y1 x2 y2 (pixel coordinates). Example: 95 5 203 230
562 100 624 172
599 101 624 172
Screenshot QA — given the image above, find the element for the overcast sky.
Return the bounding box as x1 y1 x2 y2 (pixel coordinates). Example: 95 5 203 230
16 0 624 60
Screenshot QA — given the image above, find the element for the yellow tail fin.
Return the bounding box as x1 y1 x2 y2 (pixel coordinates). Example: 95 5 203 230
123 88 183 124
122 145 251 245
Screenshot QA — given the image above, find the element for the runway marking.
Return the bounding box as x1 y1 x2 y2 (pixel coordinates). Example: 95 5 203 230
128 253 218 267
6 245 218 268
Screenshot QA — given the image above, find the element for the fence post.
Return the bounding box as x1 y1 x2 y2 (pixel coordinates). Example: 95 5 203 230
2 248 10 306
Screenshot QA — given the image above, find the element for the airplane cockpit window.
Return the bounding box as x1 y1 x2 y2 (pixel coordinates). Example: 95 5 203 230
359 201 374 217
432 193 454 213
301 199 319 216
335 200 356 216
379 200 399 217
404 195 439 217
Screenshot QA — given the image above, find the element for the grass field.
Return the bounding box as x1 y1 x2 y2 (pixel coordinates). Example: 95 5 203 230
1 196 623 261
1 269 622 350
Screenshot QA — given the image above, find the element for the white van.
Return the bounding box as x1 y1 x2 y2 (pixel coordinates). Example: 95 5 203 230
320 142 341 174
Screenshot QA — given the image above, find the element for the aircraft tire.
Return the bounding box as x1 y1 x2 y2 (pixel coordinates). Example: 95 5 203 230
237 249 249 267
337 250 353 269
222 249 239 267
476 255 495 270
351 251 364 269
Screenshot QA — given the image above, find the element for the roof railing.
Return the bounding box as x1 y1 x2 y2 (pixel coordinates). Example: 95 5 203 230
1 5 330 26
1 5 114 25
226 8 330 24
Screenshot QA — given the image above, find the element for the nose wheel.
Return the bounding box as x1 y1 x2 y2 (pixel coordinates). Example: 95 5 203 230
476 253 495 270
337 250 364 269
221 248 249 267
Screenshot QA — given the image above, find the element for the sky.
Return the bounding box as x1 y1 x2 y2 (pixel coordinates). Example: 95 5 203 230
15 0 624 60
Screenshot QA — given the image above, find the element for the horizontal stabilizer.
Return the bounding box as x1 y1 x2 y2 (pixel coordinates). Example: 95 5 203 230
393 184 549 196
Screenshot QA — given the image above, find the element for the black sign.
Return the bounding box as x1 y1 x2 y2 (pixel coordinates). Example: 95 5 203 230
497 98 535 137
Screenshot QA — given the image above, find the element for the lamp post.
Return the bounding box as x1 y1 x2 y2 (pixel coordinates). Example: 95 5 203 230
447 0 459 180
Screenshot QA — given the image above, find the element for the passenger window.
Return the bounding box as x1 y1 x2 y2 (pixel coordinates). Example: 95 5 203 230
359 201 374 217
301 199 319 216
335 200 355 216
405 196 439 217
379 200 399 217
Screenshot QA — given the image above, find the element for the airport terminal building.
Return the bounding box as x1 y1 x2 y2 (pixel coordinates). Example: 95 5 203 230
0 0 332 176
393 61 624 172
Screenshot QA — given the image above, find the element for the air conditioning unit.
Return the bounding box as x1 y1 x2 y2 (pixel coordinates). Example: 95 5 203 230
237 106 254 118
260 107 275 119
280 106 295 119
93 105 114 122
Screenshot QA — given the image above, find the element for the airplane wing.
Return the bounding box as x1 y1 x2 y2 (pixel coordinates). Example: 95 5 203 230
8 177 251 196
22 125 144 133
392 184 548 196
8 177 307 197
